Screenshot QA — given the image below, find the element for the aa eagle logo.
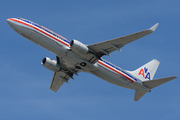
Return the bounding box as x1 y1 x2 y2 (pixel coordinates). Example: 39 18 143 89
138 67 151 80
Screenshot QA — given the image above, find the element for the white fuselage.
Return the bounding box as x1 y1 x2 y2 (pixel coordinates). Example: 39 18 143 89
7 18 150 92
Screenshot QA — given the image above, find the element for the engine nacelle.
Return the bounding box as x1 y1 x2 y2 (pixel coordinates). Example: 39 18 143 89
70 40 89 54
41 57 60 72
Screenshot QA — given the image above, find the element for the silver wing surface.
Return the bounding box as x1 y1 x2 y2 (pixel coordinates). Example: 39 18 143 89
88 23 159 57
50 71 73 92
49 56 80 92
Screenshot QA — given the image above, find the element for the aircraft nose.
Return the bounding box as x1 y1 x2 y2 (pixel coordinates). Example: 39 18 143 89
7 18 13 26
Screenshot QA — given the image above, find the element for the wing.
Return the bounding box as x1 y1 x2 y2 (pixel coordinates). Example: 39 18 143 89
50 71 72 92
88 23 159 57
50 56 80 92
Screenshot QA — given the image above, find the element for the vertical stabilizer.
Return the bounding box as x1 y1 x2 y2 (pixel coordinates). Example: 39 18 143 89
128 59 160 81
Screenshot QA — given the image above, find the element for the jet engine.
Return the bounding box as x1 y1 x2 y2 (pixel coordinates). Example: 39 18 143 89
70 40 89 54
41 57 60 72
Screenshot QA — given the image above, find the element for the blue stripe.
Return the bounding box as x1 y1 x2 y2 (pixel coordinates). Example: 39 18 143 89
21 18 70 44
101 59 137 81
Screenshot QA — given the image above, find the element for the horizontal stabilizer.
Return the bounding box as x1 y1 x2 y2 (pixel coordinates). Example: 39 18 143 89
134 90 147 102
143 76 177 89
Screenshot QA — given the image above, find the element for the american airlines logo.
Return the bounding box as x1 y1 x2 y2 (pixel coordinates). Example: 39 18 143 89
138 67 151 80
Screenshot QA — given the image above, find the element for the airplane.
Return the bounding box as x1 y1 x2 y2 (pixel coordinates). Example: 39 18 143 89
7 18 177 101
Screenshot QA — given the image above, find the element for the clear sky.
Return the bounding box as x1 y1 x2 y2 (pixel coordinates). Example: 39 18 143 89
1 0 180 120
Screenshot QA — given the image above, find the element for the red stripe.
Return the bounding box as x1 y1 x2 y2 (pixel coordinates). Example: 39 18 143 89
97 60 134 83
9 18 69 47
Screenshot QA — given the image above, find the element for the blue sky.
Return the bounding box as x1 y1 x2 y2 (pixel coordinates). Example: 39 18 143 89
1 0 180 120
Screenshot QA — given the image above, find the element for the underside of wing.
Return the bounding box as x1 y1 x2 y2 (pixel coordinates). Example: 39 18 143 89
88 23 159 57
50 71 72 92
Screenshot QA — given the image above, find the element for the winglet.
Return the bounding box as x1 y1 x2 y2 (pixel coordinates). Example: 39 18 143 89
149 23 159 32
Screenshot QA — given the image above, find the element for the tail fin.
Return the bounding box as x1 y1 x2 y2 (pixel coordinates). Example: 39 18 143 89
128 59 160 81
